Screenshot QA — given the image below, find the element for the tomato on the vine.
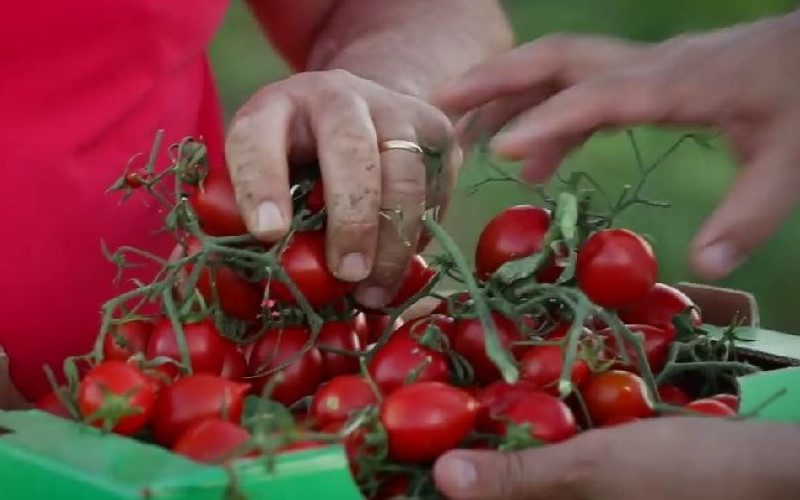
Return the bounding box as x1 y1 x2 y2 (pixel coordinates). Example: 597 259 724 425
368 335 449 395
190 169 248 237
519 344 590 395
620 283 701 331
102 320 153 362
582 370 656 425
317 321 362 378
393 314 455 345
496 390 578 443
657 384 691 407
310 375 377 430
452 312 525 385
387 254 436 307
219 341 247 381
686 398 736 417
576 229 657 309
124 170 150 189
474 380 540 431
380 382 478 462
432 292 471 316
172 418 253 464
710 393 740 412
146 318 227 378
599 324 676 374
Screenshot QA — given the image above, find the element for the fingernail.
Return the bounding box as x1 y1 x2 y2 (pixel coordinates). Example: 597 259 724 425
358 287 388 308
694 241 743 280
338 253 370 282
255 202 285 236
441 457 478 491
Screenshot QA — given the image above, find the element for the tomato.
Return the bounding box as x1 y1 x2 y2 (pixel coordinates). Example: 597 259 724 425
387 254 436 307
278 440 328 454
77 361 156 436
317 321 362 378
102 320 153 362
368 335 449 395
620 283 701 332
452 312 526 385
599 324 676 374
393 314 455 344
474 380 540 431
519 344 590 395
432 292 471 316
496 390 578 443
172 418 252 464
361 314 401 345
269 231 355 307
710 393 740 412
582 370 655 425
353 312 369 346
146 318 227 378
124 171 149 189
36 390 74 420
190 169 249 237
248 327 325 406
576 229 658 309
220 341 247 381
475 205 560 282
686 398 736 417
657 384 692 407
380 382 478 462
310 375 377 429
152 374 250 446
306 181 326 213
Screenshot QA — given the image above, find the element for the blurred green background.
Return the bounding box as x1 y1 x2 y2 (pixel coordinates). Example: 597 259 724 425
209 0 799 333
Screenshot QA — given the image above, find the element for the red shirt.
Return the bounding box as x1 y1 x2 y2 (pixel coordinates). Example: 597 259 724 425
1 0 230 401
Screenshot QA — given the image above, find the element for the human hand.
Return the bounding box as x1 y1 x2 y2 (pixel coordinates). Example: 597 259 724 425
0 346 31 410
435 11 800 281
226 70 459 307
434 417 800 500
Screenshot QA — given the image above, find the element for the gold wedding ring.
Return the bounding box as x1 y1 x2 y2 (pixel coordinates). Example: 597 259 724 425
379 139 425 155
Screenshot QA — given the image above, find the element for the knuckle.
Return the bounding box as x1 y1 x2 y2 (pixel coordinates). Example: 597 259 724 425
384 173 426 203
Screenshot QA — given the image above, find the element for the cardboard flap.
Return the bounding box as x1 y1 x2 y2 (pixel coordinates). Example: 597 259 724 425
675 282 759 328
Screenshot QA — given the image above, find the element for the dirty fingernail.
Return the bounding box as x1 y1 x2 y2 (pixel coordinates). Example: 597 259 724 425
255 202 285 236
358 287 389 308
694 241 743 280
338 253 370 282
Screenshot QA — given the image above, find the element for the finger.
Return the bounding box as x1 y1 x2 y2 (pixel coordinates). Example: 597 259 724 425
308 92 381 282
417 142 462 251
691 136 800 280
226 96 294 241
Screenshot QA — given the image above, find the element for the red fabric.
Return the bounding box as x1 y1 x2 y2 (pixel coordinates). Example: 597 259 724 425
0 0 231 401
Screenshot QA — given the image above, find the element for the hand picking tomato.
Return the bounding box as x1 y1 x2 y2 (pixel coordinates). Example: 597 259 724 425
317 321 362 378
473 380 541 431
247 326 325 406
710 393 740 412
77 361 156 436
686 398 737 417
380 382 478 463
368 335 449 395
519 344 590 395
657 384 692 407
269 230 356 307
152 374 250 446
172 418 252 464
387 254 436 307
582 370 656 426
190 169 249 237
599 324 676 375
620 283 702 331
146 318 228 378
310 375 377 430
452 312 526 385
36 390 74 420
102 320 153 362
219 341 247 381
496 390 579 443
576 228 658 309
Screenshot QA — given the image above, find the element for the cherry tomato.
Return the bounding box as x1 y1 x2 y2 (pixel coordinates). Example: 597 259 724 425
317 321 362 378
393 314 455 344
248 327 325 406
306 181 325 213
658 384 692 407
368 335 449 395
77 361 156 436
152 374 250 446
474 380 540 431
599 324 676 374
432 292 471 316
353 312 370 346
686 398 737 417
620 283 701 331
102 320 153 362
582 370 656 425
496 390 578 443
576 229 658 309
190 169 249 237
710 393 740 412
387 254 436 307
452 312 525 385
310 375 377 430
519 344 590 395
172 418 252 464
220 341 247 381
124 171 149 188
380 382 478 463
269 231 355 307
36 390 74 420
146 318 227 379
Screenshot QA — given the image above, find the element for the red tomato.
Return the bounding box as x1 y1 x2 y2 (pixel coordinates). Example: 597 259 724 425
496 390 578 443
582 370 656 425
686 398 736 417
77 361 156 436
432 292 471 316
475 205 560 282
474 380 540 431
710 393 740 412
620 283 701 331
353 312 370 346
152 374 250 446
36 390 74 420
248 327 325 406
393 314 455 344
306 181 326 213
359 314 403 345
190 169 248 237
269 231 355 307
658 384 692 407
317 321 362 378
452 312 525 385
146 318 227 378
172 418 252 464
576 229 658 309
368 335 449 395
220 341 247 381
519 344 590 395
599 324 676 374
310 375 377 430
102 320 153 362
380 382 478 462
387 254 436 307
124 171 149 189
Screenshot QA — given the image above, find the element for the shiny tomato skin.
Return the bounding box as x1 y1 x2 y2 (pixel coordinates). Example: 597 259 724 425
380 382 478 463
582 370 656 425
77 361 156 436
358 313 403 345
393 314 455 344
190 170 249 237
368 335 449 396
387 254 436 307
146 318 227 378
219 341 247 381
172 418 252 464
152 374 250 446
102 320 153 362
599 324 676 375
317 321 362 378
620 283 701 331
657 384 692 407
710 393 740 412
497 390 579 443
576 229 658 309
519 344 591 395
474 380 540 431
247 327 325 406
310 375 377 430
36 391 74 420
269 231 355 307
353 312 370 346
686 398 737 417
452 312 526 385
